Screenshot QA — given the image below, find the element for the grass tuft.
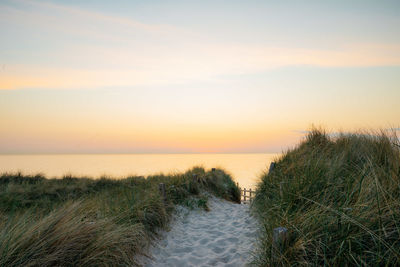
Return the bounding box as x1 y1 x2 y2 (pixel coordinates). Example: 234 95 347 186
252 128 400 266
0 167 239 266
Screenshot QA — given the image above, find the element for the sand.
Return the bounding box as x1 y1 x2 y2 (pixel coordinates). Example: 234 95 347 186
145 196 259 267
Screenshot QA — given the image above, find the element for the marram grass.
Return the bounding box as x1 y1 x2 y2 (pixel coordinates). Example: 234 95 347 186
252 129 400 266
0 167 240 266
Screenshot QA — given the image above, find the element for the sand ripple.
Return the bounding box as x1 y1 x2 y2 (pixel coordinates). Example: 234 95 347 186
145 197 258 267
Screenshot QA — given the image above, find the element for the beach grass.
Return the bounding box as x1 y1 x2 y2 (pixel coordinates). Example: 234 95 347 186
0 167 240 266
252 129 400 266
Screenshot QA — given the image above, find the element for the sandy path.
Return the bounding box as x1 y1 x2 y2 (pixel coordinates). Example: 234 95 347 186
145 197 259 267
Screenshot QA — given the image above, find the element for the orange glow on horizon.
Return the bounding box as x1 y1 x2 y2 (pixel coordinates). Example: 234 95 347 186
1 0 399 153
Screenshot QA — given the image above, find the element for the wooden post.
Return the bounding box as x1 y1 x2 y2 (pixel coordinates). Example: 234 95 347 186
273 226 288 251
269 162 276 173
243 188 247 202
192 174 197 183
159 183 166 204
212 168 216 172
249 188 252 202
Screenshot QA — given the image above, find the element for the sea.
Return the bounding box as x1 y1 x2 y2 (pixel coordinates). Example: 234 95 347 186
0 153 279 189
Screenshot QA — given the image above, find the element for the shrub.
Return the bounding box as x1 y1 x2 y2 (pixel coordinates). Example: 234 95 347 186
252 129 400 266
0 167 240 265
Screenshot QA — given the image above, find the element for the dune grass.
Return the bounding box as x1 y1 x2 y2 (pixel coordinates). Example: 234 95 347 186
252 129 400 266
0 167 240 266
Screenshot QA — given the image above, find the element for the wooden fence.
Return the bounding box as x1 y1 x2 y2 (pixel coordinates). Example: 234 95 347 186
239 187 254 204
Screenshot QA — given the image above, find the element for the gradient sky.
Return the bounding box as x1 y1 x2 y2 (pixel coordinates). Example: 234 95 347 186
1 0 399 153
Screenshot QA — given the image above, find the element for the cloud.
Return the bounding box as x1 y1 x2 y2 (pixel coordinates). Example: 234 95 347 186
2 0 184 38
293 128 400 141
292 130 310 134
1 0 400 90
3 41 400 90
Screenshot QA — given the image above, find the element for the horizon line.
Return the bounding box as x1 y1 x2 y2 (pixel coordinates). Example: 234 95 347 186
0 151 281 155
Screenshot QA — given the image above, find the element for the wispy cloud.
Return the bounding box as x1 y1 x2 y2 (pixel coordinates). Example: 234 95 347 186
385 128 400 131
292 130 310 134
1 0 400 90
3 0 184 38
294 128 400 139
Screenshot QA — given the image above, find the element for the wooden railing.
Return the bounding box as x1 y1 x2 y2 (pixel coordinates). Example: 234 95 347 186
240 187 254 203
236 161 277 204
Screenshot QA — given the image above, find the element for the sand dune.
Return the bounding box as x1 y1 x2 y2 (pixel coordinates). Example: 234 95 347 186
145 196 259 267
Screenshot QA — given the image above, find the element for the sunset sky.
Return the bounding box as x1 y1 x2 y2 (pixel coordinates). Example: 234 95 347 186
1 0 399 153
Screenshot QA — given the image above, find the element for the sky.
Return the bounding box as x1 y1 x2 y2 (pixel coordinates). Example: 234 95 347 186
0 0 399 153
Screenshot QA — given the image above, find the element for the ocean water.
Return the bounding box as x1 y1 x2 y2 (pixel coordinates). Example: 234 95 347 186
0 153 279 189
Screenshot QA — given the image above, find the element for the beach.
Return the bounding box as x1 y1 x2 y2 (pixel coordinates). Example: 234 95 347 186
145 196 259 267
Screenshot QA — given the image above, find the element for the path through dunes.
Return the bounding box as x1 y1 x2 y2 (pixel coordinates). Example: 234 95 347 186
145 197 259 267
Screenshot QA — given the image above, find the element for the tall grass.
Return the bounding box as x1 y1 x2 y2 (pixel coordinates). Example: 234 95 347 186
252 129 400 266
0 167 240 266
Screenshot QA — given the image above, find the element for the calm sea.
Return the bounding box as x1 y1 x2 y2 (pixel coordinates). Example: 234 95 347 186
0 153 279 189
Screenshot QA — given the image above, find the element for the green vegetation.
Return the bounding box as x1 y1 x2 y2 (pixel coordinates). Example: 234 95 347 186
253 129 400 266
0 167 240 266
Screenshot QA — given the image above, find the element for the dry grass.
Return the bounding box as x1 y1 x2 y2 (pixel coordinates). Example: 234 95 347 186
0 167 240 266
252 129 400 266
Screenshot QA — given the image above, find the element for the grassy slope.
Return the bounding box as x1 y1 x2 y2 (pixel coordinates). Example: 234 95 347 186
0 167 240 266
252 130 400 266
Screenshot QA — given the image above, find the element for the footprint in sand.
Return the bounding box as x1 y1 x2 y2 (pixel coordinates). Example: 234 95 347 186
145 196 259 267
